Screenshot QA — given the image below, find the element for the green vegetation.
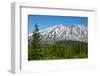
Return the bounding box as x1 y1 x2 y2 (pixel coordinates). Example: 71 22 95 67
28 23 43 60
28 24 88 61
28 40 88 60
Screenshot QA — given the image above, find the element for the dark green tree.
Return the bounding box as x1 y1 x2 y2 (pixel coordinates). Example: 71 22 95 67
29 23 43 60
31 23 41 50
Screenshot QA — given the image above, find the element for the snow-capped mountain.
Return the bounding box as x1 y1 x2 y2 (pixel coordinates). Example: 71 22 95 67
29 24 88 43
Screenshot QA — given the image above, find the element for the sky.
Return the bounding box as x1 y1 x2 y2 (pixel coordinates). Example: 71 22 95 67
28 15 88 33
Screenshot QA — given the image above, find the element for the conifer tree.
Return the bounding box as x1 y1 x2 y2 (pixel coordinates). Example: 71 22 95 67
31 23 43 60
31 23 41 50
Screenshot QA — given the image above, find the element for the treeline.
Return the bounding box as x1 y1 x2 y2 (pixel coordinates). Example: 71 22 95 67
28 40 88 61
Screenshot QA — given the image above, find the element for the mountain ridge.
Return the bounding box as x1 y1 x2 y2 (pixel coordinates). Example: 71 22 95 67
29 24 88 43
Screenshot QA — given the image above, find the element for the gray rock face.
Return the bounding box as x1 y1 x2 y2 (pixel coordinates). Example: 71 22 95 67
29 24 88 43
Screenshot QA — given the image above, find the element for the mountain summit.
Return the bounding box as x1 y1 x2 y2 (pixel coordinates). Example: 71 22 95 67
29 24 88 43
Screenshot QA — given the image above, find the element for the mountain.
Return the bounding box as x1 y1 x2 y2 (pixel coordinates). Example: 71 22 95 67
29 24 88 44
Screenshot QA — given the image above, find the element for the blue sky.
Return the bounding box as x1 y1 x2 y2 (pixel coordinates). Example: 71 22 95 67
28 15 88 33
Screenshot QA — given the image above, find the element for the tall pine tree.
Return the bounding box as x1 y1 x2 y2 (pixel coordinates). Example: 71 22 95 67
31 23 43 60
31 23 41 50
